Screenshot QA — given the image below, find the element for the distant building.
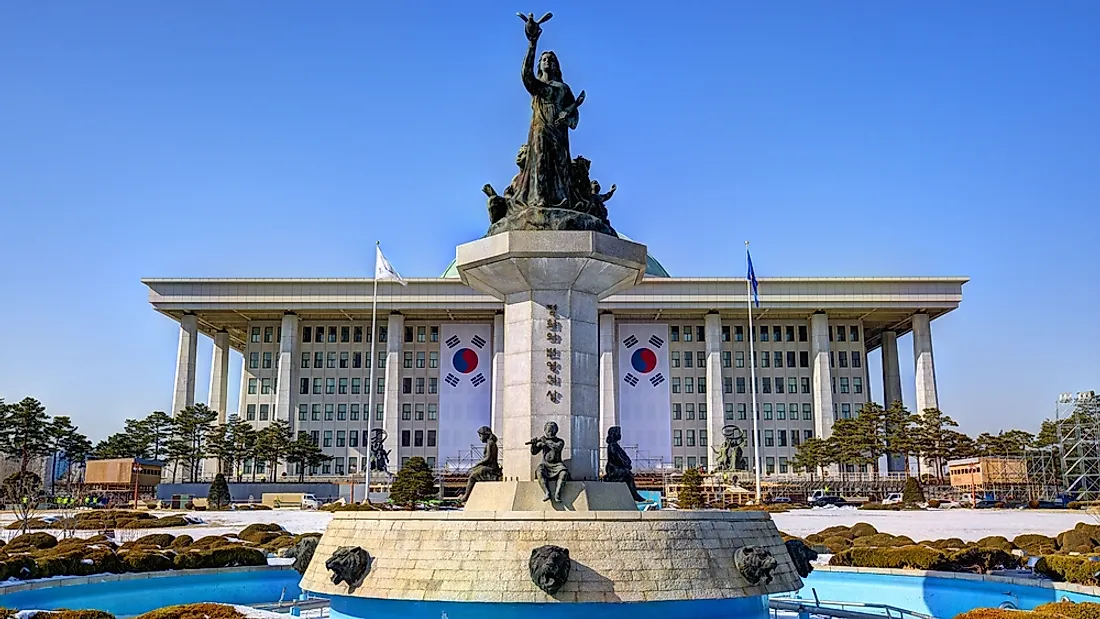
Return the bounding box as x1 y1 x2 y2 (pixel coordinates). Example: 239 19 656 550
84 458 165 496
948 457 1029 488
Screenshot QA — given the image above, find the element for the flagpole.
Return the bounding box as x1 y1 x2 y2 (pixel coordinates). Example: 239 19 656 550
365 241 380 504
746 241 762 503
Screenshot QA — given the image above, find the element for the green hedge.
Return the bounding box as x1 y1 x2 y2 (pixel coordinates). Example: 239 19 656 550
1034 601 1100 619
1034 555 1100 585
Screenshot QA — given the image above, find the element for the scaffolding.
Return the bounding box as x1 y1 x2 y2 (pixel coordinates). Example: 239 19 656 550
1025 446 1062 501
1057 391 1100 501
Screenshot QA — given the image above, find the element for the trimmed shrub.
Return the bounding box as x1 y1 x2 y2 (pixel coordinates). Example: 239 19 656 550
823 536 853 554
1034 555 1100 585
0 554 38 580
927 538 968 550
120 550 174 573
849 523 878 538
1034 601 1100 619
173 546 266 570
120 516 189 530
858 502 902 511
190 536 232 550
135 604 244 619
170 535 194 549
975 536 1015 552
902 477 926 504
1013 534 1057 554
1068 501 1083 510
8 532 58 551
830 545 946 570
852 534 915 548
208 474 232 511
818 526 855 540
943 547 1018 573
26 611 116 619
955 610 1063 619
239 523 285 544
927 499 942 508
133 534 176 548
805 533 825 544
390 457 438 506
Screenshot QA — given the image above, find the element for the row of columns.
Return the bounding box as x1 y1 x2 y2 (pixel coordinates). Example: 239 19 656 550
880 313 939 413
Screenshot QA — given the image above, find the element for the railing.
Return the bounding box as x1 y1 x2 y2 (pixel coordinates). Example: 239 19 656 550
770 595 935 619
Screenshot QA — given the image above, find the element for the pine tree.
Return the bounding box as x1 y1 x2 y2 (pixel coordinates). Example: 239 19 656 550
853 402 889 474
389 457 438 506
256 420 293 481
286 432 332 482
208 472 232 510
792 438 831 481
828 418 872 475
140 411 176 461
677 468 703 509
172 404 218 482
915 408 960 481
0 398 53 480
883 401 916 475
901 476 925 505
47 416 90 495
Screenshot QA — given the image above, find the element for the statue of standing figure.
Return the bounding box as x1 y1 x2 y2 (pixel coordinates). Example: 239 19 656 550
527 421 570 503
603 426 645 502
368 428 390 474
459 426 502 502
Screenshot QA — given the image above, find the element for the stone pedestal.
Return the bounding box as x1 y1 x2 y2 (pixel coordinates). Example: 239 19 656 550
455 231 646 481
462 481 637 512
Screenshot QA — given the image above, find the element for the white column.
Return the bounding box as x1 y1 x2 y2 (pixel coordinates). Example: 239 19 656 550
383 313 404 468
274 313 299 422
704 312 725 471
810 312 834 439
171 313 198 416
881 330 903 408
912 313 939 412
491 313 506 437
209 330 230 423
598 312 618 469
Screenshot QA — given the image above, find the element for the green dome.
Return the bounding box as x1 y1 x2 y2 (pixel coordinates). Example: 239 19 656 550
440 233 670 279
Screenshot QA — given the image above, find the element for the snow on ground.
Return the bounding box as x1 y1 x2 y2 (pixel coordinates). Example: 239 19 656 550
1 507 1095 542
772 507 1098 541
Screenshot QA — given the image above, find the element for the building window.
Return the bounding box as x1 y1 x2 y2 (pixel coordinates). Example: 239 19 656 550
674 456 683 469
773 351 782 368
723 377 733 394
298 404 308 421
786 326 795 342
725 403 735 420
249 353 259 369
348 457 358 474
836 326 846 342
401 431 410 447
426 430 437 447
697 351 706 367
722 326 730 341
792 430 801 447
764 430 774 447
251 327 261 343
314 352 323 368
698 377 706 392
671 378 681 394
415 404 424 420
428 404 437 420
429 351 439 368
338 404 347 420
301 352 310 369
850 326 860 341
699 403 707 420
415 378 425 394
840 377 849 393
763 403 773 420
670 326 679 342
830 352 835 368
378 352 386 369
762 379 771 394
339 351 348 369
336 430 346 447
842 403 852 419
838 351 848 368
429 326 438 342
852 351 862 368
323 431 333 448
779 457 788 474
686 430 696 447
415 352 425 369
684 377 694 394
803 403 812 421
673 430 682 447
786 351 795 368
325 404 334 421
405 327 414 342
350 404 360 421
736 377 746 394
354 326 363 343
261 378 272 394
775 377 784 394
302 326 312 342
377 378 385 394
683 326 693 342
403 352 413 369
854 377 863 394
788 377 797 394
773 326 782 342
737 403 747 420
801 377 810 394
311 404 321 421
685 403 695 420
414 430 424 447
759 326 769 342
300 378 309 395
402 378 412 394
402 404 412 421
352 378 361 394
339 378 348 394
671 351 680 368
378 326 388 343
247 378 257 395
700 429 708 447
684 352 693 368
326 378 336 394
778 431 787 447
673 403 682 420
735 325 744 341
776 403 786 420
313 378 322 395
327 352 336 368
722 351 732 368
429 378 438 394
246 404 256 421
798 326 808 342
416 326 426 342
339 326 349 343
350 430 359 447
735 351 745 368
328 327 337 343
761 353 770 368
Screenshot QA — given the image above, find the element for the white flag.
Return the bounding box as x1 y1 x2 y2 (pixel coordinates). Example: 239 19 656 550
374 245 407 286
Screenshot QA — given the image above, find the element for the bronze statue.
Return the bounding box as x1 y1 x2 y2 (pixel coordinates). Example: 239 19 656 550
481 13 615 236
527 421 569 503
712 425 747 472
459 426 502 501
368 428 390 473
603 426 645 502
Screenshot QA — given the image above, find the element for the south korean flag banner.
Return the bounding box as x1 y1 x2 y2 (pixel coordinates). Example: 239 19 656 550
617 323 672 465
438 324 493 470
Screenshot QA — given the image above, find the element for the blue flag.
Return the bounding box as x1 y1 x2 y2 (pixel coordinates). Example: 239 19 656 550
747 250 759 307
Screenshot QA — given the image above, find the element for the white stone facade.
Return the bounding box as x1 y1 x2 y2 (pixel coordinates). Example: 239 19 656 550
145 274 965 478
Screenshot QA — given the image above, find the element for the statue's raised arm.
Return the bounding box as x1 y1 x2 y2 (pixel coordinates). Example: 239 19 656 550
519 13 553 97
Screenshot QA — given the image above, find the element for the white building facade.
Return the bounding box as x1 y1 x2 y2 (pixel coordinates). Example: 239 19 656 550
144 257 965 479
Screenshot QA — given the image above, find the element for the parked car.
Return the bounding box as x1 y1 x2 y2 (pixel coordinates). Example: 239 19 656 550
881 493 904 505
812 496 848 508
974 500 1004 509
767 497 793 504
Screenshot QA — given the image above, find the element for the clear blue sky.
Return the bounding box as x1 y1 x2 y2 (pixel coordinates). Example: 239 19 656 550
1 2 1097 441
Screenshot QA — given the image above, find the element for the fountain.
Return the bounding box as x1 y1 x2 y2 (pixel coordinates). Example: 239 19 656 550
298 12 802 618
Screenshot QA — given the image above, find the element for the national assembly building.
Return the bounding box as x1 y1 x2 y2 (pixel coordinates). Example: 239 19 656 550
143 250 966 481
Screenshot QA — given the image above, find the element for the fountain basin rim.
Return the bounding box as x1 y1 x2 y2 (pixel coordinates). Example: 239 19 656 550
0 564 293 595
815 565 1100 597
330 509 775 522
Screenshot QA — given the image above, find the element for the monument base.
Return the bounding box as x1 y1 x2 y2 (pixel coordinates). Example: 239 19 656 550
463 481 637 512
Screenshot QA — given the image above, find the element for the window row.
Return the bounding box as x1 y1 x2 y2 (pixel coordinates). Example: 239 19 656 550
834 402 854 420
400 403 439 421
295 455 368 476
248 352 278 370
301 325 387 344
672 403 707 420
672 429 708 447
670 377 706 394
727 376 812 395
832 377 864 394
297 403 385 423
300 351 388 370
400 429 438 448
299 377 388 395
247 378 279 395
250 326 281 344
724 402 815 422
674 456 708 470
